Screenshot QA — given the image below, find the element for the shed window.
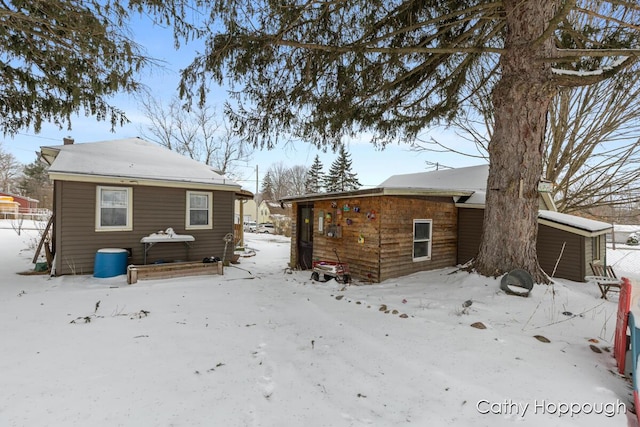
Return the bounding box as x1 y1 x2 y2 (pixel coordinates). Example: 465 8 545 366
96 186 132 231
413 219 432 261
186 191 212 229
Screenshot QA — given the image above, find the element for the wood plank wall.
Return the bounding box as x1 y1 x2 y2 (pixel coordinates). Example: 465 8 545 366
307 195 458 283
379 196 458 281
312 198 382 282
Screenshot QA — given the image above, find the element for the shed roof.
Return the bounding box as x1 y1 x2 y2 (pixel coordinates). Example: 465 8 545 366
0 192 39 203
283 164 610 237
538 210 612 236
378 164 489 192
40 138 242 192
282 165 489 203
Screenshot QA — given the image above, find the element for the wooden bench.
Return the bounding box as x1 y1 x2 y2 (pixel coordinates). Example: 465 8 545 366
127 261 223 284
587 262 622 300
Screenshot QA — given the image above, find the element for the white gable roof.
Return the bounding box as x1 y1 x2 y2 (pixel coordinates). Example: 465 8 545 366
538 210 611 234
41 138 240 190
378 164 489 192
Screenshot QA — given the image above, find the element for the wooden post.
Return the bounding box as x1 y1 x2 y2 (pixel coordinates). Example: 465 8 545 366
127 265 138 285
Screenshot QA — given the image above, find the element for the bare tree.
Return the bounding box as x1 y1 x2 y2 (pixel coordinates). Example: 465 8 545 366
0 142 22 192
413 66 640 219
546 73 640 216
265 162 293 201
138 96 253 180
288 165 309 197
211 119 254 182
261 163 309 200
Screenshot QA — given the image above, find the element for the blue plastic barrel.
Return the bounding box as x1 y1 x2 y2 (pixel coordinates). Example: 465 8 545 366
94 248 129 278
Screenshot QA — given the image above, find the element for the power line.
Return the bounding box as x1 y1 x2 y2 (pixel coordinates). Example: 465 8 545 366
16 132 63 142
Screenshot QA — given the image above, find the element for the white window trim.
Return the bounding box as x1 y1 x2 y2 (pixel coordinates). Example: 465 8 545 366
413 219 432 261
95 186 133 232
186 191 213 230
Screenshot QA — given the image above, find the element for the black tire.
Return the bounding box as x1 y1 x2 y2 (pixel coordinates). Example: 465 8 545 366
500 269 534 297
324 274 334 282
311 272 320 281
336 274 351 284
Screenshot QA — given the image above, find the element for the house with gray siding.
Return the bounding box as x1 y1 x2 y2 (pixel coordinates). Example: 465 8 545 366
40 137 250 276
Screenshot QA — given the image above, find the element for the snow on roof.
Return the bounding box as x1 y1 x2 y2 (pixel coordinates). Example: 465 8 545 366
0 192 39 203
378 164 489 192
265 201 291 209
459 190 486 205
538 210 612 233
43 138 240 188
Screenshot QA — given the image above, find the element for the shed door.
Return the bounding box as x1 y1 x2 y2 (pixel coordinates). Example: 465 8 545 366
297 205 313 269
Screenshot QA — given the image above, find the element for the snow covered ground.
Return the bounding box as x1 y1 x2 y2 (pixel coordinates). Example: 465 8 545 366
1 219 638 426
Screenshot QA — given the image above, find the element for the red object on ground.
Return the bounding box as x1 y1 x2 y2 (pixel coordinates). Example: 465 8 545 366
614 277 632 374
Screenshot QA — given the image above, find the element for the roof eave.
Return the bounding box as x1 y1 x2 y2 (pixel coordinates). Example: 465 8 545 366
281 187 474 203
455 203 485 209
538 218 612 237
39 146 61 166
236 189 254 200
48 171 241 192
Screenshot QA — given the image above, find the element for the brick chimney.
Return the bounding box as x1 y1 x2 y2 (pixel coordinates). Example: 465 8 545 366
63 137 74 145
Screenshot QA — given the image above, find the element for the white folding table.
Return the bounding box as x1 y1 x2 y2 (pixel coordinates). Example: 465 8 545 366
140 234 195 264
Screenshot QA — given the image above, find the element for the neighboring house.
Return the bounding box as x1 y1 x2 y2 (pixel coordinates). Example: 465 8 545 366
282 165 611 283
0 192 40 214
257 200 292 223
40 137 252 276
0 195 20 216
256 200 292 236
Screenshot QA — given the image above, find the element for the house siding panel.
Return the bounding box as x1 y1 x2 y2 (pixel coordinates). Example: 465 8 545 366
456 208 484 266
457 207 589 282
537 224 584 282
54 181 235 275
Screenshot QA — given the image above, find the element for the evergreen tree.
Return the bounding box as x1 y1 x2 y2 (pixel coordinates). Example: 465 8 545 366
304 155 324 193
324 146 360 193
17 161 53 210
0 0 197 135
260 171 275 201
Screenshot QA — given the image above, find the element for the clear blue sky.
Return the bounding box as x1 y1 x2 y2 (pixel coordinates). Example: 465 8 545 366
3 12 482 191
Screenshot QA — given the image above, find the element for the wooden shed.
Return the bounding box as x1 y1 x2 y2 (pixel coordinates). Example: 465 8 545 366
40 138 251 276
283 165 611 283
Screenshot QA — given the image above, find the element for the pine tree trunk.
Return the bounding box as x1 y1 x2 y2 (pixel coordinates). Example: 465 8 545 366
473 0 559 283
